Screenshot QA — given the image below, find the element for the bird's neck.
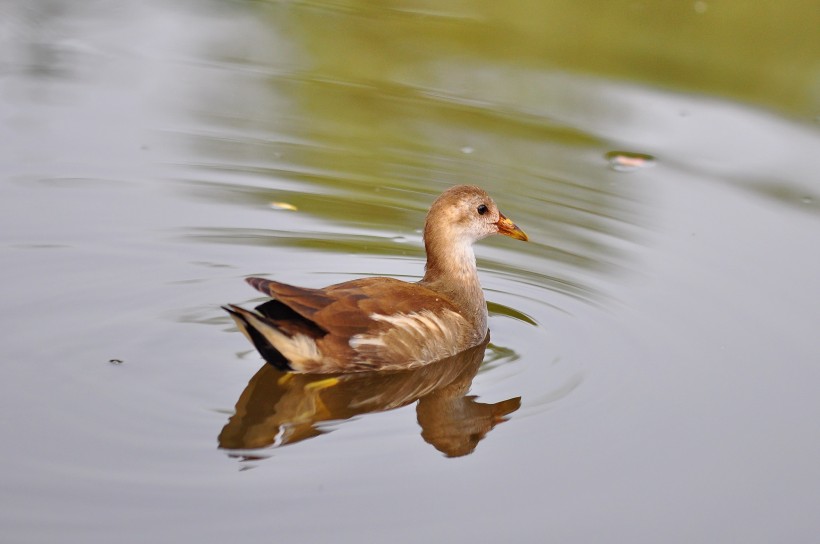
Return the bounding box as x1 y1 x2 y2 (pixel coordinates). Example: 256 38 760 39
420 232 488 332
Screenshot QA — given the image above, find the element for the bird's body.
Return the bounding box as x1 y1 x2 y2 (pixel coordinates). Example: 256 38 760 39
224 185 527 373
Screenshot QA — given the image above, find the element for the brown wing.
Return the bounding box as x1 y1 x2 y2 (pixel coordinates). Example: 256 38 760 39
246 277 335 320
245 276 473 369
246 276 462 337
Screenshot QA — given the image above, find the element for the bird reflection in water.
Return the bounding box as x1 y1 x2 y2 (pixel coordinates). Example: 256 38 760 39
219 334 520 459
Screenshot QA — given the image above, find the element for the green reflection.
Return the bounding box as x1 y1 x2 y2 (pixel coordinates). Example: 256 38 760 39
178 0 818 304
261 0 818 116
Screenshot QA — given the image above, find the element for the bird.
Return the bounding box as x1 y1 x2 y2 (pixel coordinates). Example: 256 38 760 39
223 184 528 373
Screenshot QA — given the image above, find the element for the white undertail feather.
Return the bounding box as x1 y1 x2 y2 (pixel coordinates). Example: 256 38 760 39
240 311 322 365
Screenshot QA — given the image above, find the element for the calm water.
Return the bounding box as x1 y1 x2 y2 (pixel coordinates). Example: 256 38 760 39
2 1 819 542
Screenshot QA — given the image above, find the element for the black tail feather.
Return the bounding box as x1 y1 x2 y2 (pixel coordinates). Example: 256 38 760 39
222 305 292 371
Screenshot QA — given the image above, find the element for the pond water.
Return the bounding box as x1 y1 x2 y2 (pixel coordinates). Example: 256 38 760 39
2 1 819 542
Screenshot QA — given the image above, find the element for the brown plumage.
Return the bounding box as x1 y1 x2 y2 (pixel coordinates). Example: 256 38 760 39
223 185 528 373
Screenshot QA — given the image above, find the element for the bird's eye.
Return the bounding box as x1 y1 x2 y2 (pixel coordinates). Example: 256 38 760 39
477 204 488 215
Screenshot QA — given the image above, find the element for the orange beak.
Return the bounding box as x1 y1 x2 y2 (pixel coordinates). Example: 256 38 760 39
496 212 528 241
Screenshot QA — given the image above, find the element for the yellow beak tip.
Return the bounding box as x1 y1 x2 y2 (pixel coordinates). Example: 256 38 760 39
496 214 529 242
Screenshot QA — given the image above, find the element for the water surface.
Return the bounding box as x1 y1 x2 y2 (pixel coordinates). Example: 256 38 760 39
1 1 819 542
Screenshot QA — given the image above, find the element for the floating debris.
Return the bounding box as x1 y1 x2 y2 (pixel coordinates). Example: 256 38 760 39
270 201 298 211
605 151 656 172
